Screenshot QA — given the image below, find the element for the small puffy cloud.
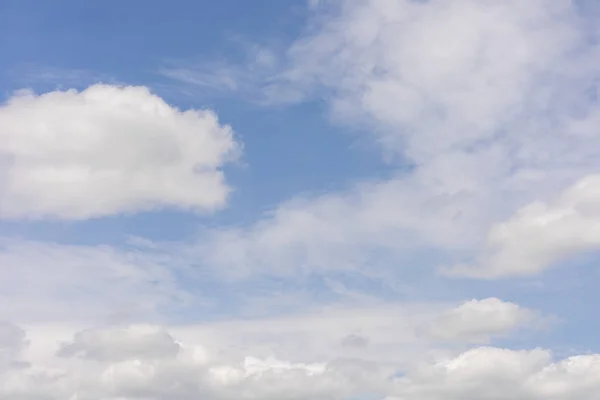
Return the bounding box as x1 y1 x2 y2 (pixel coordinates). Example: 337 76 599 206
447 174 600 278
417 298 545 344
0 84 240 220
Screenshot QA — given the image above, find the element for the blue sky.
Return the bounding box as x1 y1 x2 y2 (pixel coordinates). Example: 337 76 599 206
1 0 600 399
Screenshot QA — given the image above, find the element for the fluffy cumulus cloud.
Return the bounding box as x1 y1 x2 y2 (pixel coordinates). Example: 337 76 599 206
0 290 563 399
0 235 587 399
0 250 562 400
0 240 541 365
0 84 239 220
0 323 360 400
0 323 599 400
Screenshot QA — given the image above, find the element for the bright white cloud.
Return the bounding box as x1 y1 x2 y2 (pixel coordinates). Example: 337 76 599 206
0 84 240 220
447 174 600 278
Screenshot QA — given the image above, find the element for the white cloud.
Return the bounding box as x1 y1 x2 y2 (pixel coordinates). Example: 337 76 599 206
417 298 546 344
170 298 547 367
286 0 588 157
0 84 240 220
0 236 574 399
0 247 547 372
446 174 600 278
0 322 28 371
192 176 492 279
173 303 437 366
178 0 600 281
0 319 396 399
0 323 598 400
57 325 181 362
388 347 600 400
3 238 539 348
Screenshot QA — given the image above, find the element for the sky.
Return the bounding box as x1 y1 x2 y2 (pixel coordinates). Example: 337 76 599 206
1 0 600 399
